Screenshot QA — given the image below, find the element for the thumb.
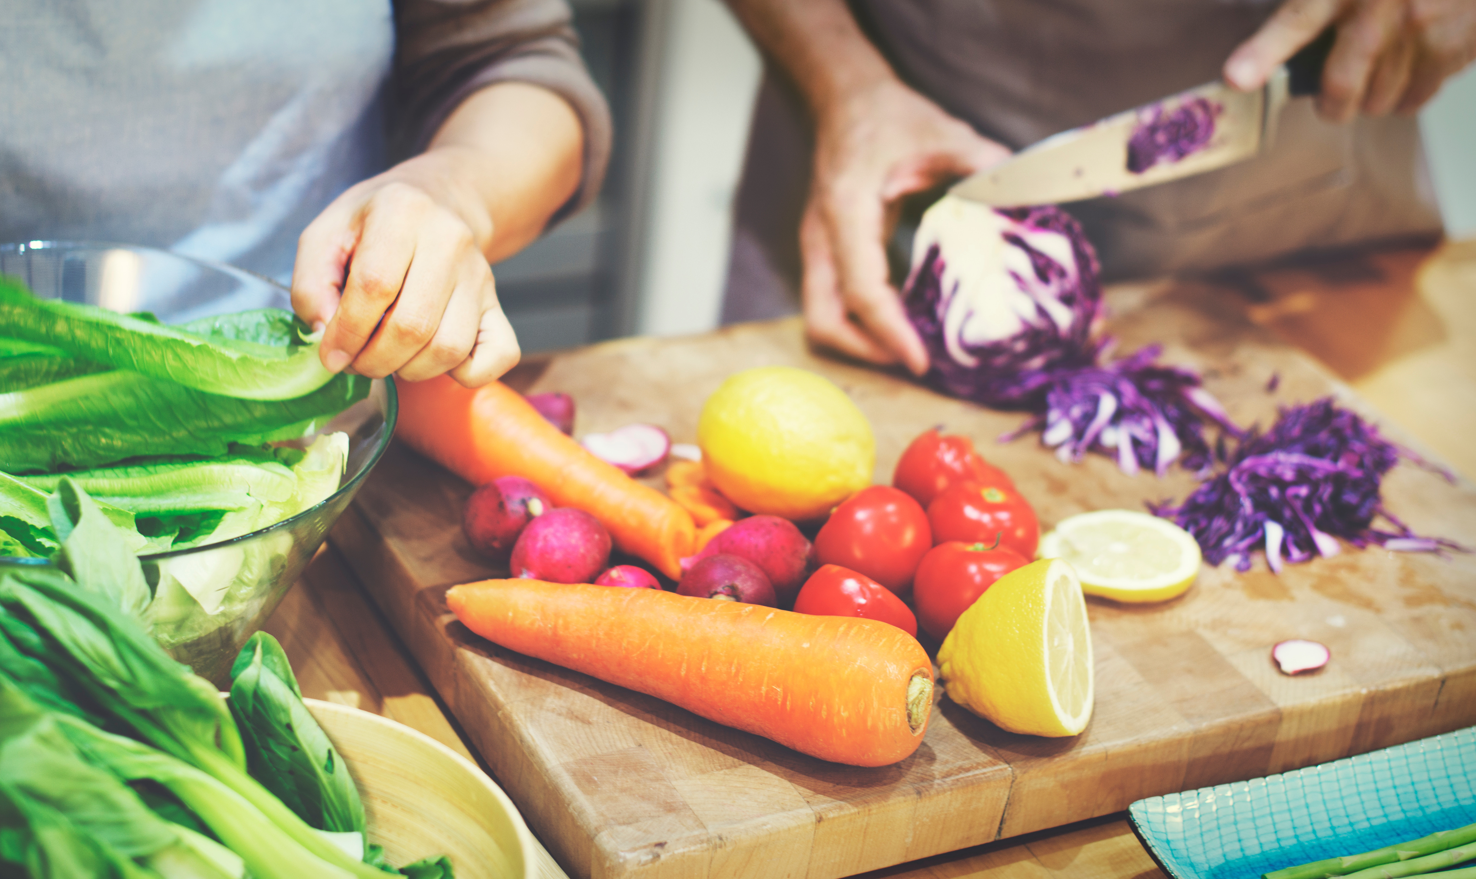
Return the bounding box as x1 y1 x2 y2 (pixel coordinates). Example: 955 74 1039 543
1225 0 1342 90
290 211 361 332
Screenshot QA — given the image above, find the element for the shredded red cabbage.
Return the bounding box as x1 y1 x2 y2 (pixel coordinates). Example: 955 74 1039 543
1125 97 1220 174
1151 398 1462 572
1003 344 1241 476
904 200 1236 475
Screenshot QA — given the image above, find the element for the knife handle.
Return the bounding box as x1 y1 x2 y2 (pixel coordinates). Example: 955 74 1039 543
1286 27 1335 97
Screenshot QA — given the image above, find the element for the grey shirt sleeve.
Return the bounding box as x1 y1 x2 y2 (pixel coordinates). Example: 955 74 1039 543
391 0 613 225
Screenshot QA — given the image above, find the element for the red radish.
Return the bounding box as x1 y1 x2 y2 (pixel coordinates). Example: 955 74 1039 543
525 392 575 435
677 554 776 606
1272 639 1330 675
510 508 612 584
463 476 551 561
595 565 662 590
681 515 814 605
581 423 672 474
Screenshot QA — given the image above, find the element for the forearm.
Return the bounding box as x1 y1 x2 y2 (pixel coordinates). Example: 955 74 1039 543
417 80 585 264
724 0 899 119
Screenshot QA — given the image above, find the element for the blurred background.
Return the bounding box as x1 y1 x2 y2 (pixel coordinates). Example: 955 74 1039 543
497 0 1476 355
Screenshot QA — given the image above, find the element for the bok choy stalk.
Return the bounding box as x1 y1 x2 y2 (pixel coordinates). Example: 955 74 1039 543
0 485 392 878
0 679 247 879
0 277 336 401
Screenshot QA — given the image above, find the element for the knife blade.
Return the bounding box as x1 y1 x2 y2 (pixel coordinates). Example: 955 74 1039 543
949 32 1332 208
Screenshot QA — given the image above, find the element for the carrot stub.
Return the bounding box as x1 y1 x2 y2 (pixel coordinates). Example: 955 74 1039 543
397 376 696 579
446 579 935 767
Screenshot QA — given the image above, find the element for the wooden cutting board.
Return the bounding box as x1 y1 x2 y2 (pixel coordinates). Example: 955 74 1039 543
329 278 1476 879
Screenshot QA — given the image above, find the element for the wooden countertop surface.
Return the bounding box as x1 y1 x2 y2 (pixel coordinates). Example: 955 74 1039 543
269 237 1476 879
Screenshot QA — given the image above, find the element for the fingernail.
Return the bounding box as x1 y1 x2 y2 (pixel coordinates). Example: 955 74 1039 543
311 320 326 333
324 349 352 373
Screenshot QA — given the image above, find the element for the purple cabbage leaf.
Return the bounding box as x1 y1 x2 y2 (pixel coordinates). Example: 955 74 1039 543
904 198 1236 476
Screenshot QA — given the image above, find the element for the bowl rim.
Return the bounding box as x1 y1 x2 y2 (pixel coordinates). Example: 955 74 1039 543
0 240 399 565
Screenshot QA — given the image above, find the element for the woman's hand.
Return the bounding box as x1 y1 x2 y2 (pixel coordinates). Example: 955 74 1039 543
802 79 1009 376
291 81 584 388
291 151 519 387
1225 0 1476 122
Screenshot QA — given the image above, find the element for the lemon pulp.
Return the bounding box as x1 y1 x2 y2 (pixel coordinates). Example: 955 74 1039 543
1038 509 1201 603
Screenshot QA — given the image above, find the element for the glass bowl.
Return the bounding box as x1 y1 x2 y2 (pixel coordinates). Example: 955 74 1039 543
1 240 396 683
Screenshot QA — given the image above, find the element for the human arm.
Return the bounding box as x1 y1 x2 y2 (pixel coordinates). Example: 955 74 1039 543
1224 0 1476 122
724 0 1010 376
292 0 610 388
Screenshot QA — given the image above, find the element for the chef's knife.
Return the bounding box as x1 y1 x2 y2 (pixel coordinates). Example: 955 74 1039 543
949 31 1334 208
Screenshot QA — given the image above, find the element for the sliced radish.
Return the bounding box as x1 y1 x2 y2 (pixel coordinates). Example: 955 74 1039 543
526 392 575 435
1272 639 1330 675
581 423 671 474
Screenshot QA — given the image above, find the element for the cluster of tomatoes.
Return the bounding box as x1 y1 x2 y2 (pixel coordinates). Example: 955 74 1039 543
795 428 1037 644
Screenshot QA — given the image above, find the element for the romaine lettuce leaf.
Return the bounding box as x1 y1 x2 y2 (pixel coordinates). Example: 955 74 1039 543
0 277 335 400
0 336 111 393
0 369 369 472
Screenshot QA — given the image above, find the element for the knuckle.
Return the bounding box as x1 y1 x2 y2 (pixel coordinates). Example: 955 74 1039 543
382 312 438 347
349 266 403 303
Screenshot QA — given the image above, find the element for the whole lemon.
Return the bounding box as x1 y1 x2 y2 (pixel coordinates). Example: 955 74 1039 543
697 366 875 521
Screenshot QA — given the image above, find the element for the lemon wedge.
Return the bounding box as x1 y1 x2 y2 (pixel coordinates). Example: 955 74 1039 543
1038 509 1201 604
937 558 1093 737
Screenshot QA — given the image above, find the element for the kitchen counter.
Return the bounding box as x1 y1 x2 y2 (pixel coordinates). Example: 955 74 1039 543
269 236 1476 879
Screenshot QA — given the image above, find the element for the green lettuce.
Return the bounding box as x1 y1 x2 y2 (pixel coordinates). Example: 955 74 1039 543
0 277 337 401
0 369 368 472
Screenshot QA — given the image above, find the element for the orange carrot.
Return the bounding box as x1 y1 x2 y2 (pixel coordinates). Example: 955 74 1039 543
398 376 696 578
664 459 707 489
694 518 734 553
666 459 741 524
669 482 740 526
446 579 935 767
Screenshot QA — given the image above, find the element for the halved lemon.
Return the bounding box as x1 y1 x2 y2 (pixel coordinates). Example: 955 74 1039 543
1038 509 1201 604
937 558 1093 737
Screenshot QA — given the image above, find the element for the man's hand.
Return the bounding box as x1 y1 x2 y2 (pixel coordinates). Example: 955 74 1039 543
292 151 519 387
726 0 1008 375
802 79 1009 375
1225 0 1476 122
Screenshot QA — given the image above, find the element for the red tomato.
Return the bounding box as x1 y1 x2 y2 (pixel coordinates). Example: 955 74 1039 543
814 485 932 593
892 427 1014 508
926 481 1039 560
911 541 1029 641
792 564 918 637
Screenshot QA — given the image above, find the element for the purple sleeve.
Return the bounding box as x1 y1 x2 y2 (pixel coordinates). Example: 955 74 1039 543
392 0 613 224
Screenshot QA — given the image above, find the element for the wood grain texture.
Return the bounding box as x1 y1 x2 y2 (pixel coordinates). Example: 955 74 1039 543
330 268 1476 879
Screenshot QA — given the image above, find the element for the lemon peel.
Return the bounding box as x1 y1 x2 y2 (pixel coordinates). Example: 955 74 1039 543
937 558 1094 737
696 367 874 521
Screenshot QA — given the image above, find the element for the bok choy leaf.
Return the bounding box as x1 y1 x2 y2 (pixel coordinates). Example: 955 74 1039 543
229 631 366 834
0 278 336 401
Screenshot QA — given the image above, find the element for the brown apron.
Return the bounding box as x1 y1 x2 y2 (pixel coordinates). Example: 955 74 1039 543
721 0 1444 323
